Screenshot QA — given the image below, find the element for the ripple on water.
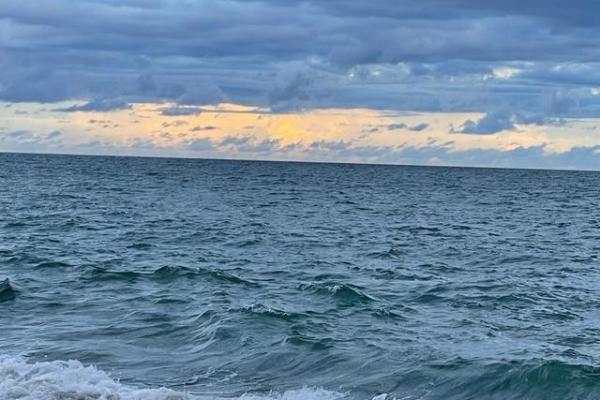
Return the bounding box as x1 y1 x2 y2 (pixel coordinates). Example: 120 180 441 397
229 304 307 323
153 265 259 287
299 282 377 306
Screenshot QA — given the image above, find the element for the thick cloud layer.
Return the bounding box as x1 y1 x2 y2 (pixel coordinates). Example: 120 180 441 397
2 0 600 120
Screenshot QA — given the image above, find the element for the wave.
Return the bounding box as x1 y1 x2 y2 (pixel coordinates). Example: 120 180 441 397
0 278 16 302
0 356 187 400
230 304 306 322
428 357 600 399
153 265 259 287
299 282 377 305
9 354 599 400
78 265 258 287
0 356 348 400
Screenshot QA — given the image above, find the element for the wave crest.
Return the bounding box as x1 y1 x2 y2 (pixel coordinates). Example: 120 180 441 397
0 356 187 400
299 282 376 305
0 278 16 302
0 356 346 400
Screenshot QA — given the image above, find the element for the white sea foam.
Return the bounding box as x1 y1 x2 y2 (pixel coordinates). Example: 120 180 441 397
0 356 347 400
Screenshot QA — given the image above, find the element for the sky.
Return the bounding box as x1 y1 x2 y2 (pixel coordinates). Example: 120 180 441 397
2 0 600 169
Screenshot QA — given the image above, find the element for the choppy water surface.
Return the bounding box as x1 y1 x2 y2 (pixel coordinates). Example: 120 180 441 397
2 153 600 399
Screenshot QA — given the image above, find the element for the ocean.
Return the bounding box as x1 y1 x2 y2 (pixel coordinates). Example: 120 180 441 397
2 152 600 399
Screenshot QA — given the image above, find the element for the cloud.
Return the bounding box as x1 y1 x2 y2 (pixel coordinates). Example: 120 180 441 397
57 99 131 112
46 130 63 141
219 135 281 153
303 140 398 162
392 144 600 170
220 136 252 147
239 138 281 153
2 129 62 143
186 138 213 151
409 123 429 132
310 140 351 151
455 110 550 135
457 111 517 135
159 106 201 116
386 122 429 131
162 120 188 127
190 125 217 132
0 129 63 149
387 123 408 130
2 130 34 141
3 0 600 168
128 137 156 149
1 0 600 121
268 70 313 110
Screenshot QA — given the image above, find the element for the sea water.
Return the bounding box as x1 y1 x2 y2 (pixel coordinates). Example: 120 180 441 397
2 153 600 399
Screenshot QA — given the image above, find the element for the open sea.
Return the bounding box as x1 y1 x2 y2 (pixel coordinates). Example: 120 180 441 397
2 152 600 400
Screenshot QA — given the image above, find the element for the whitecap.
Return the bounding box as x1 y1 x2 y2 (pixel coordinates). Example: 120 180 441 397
0 356 347 400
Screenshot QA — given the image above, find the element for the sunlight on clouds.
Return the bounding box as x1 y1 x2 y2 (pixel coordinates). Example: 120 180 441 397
483 67 521 80
2 101 600 164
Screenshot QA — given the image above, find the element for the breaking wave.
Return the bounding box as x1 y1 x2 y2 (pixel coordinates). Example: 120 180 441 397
0 356 348 400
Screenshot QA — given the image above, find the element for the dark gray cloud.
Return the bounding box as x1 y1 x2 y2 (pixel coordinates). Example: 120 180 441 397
268 70 314 110
219 135 282 153
2 0 600 120
410 123 429 132
57 98 131 112
190 125 217 132
454 110 551 134
386 123 429 132
387 123 408 130
457 111 517 135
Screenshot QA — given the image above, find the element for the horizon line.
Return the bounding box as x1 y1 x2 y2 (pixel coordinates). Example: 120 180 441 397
1 150 599 174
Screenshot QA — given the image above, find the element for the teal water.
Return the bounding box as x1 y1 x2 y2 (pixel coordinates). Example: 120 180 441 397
2 153 600 399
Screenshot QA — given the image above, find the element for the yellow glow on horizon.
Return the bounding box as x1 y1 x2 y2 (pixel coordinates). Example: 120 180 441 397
2 101 600 162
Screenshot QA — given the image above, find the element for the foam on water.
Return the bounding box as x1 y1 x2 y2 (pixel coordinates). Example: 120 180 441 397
0 356 347 400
